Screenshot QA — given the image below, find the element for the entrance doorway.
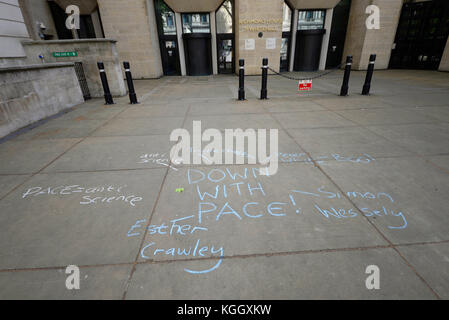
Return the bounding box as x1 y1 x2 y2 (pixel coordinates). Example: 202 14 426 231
182 13 213 76
155 0 181 76
390 0 449 70
216 0 235 74
294 10 326 71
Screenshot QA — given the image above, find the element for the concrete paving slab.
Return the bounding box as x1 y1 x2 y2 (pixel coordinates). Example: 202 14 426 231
91 117 185 137
72 98 134 109
415 106 449 123
188 101 266 116
318 157 449 244
288 126 412 160
335 108 440 126
397 242 449 299
0 174 31 199
168 129 304 168
57 105 126 121
135 163 386 265
426 155 449 173
380 93 449 108
152 84 233 101
0 170 166 269
313 96 390 110
261 98 326 113
367 123 449 155
43 135 174 172
117 105 189 118
127 248 435 299
14 119 108 141
273 111 358 129
183 114 281 132
0 139 80 174
0 265 131 299
168 129 305 169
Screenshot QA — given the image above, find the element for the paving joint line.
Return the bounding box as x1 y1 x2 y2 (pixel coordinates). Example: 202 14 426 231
121 103 193 300
1 239 447 274
0 151 442 178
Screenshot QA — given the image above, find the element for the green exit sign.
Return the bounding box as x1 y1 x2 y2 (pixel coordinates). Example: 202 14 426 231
52 51 78 57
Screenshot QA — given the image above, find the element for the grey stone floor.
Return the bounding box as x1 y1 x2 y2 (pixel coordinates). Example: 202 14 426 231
0 69 448 299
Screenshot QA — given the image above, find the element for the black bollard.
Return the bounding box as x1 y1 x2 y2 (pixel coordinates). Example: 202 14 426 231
123 61 139 104
260 58 268 100
97 62 114 105
340 55 353 97
238 59 245 101
362 54 376 95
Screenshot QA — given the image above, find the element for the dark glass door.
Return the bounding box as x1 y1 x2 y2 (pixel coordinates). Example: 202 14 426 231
155 0 181 75
217 34 234 74
183 33 213 76
182 13 212 76
326 0 351 69
390 0 449 70
161 37 181 75
280 32 291 72
294 10 326 71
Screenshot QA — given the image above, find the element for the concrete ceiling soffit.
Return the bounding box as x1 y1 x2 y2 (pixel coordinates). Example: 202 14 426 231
286 0 341 10
53 0 98 15
164 0 224 13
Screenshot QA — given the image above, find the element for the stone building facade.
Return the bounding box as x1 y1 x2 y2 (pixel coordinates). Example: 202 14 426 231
6 0 449 77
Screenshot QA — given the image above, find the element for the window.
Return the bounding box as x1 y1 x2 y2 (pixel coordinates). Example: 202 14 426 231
182 13 210 33
298 10 325 30
77 15 96 39
216 0 233 34
282 3 292 32
155 0 177 35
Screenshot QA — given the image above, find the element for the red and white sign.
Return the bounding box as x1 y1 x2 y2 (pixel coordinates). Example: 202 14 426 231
298 80 312 92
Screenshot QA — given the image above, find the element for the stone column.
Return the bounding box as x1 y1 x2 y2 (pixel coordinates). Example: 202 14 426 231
342 0 402 70
91 9 104 38
319 8 333 70
97 0 163 78
235 0 284 75
289 9 298 72
439 37 449 72
211 11 218 75
175 12 187 76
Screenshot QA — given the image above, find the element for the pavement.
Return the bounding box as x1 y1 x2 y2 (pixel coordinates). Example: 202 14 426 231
0 69 448 299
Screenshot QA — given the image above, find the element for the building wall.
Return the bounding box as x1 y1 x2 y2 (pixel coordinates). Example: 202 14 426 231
342 0 402 70
18 0 58 40
97 0 163 78
22 39 126 97
0 0 29 59
0 63 83 138
235 0 284 75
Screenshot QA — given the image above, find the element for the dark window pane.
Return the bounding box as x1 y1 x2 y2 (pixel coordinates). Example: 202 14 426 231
298 10 325 30
182 13 210 33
